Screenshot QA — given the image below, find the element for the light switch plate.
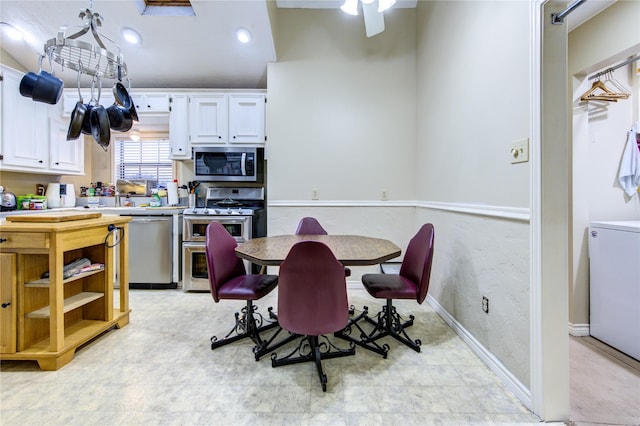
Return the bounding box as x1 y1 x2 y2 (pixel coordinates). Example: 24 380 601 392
510 138 529 164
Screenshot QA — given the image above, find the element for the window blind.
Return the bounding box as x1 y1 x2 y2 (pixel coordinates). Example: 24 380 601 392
114 138 172 189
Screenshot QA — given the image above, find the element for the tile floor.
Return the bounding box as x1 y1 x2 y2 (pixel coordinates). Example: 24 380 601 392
1 289 541 425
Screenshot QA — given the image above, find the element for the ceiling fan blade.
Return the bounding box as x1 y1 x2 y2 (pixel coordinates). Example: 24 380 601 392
362 1 385 38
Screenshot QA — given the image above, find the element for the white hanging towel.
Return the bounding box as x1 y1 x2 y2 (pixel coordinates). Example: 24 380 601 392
618 124 640 196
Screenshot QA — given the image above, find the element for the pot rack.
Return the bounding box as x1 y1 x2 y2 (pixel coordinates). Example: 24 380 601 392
43 0 127 80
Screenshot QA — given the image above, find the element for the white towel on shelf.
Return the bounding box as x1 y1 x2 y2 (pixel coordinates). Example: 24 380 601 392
618 125 640 197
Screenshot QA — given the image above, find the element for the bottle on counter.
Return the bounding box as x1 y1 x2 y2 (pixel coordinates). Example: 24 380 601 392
150 190 162 207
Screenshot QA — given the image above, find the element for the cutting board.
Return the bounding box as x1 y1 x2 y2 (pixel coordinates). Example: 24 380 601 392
5 212 102 222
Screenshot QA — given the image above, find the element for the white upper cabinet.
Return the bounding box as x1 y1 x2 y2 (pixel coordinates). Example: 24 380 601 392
132 93 170 113
1 66 49 171
189 94 227 143
62 89 116 116
49 116 84 174
168 94 190 159
1 66 84 175
228 94 265 144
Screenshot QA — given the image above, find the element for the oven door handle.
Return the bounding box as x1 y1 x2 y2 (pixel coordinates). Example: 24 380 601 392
183 242 205 249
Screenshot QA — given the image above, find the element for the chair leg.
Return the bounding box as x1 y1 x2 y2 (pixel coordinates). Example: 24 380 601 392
271 335 355 392
253 321 301 361
210 301 279 351
334 305 390 358
368 299 422 352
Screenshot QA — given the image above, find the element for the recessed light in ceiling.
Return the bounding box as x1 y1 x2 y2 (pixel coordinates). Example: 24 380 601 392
0 22 24 41
236 28 252 44
121 26 143 45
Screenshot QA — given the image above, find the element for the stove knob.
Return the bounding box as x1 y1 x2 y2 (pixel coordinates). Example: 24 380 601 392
227 208 232 214
215 209 221 214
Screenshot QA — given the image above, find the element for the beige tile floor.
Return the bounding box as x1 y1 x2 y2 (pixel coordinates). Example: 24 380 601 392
0 288 632 425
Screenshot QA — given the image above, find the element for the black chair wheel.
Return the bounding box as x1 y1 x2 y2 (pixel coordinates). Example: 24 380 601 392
415 339 422 346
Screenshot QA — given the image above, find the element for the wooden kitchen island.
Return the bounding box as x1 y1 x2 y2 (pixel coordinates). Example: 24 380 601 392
0 212 131 370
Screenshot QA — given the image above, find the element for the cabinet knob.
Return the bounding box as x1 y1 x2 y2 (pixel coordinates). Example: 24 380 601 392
0 238 7 243
38 160 43 163
147 105 151 108
233 136 236 139
1 302 10 308
218 136 222 139
55 162 59 165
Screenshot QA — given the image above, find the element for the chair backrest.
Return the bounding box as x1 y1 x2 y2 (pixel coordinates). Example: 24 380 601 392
295 217 328 235
277 241 349 335
399 223 435 304
205 222 246 303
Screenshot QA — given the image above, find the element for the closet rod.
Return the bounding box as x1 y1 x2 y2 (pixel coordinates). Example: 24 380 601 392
551 0 586 24
588 55 640 80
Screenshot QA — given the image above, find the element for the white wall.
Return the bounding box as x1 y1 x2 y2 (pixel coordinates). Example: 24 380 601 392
267 2 533 393
415 1 532 388
267 9 417 202
415 1 530 207
568 0 640 327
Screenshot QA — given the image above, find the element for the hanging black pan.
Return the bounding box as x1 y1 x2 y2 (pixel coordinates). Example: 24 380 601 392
66 72 86 140
82 77 101 135
113 65 131 108
91 105 111 150
113 65 138 121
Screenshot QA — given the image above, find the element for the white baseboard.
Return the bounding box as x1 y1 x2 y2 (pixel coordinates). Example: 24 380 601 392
427 294 532 410
568 323 590 337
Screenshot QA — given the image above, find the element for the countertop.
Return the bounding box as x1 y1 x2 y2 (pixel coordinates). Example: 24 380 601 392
0 206 186 219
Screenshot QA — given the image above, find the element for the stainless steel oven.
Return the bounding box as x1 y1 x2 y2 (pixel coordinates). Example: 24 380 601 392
182 212 252 292
183 216 250 243
193 147 264 183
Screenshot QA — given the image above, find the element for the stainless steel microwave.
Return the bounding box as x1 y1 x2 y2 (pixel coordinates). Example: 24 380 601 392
193 147 264 182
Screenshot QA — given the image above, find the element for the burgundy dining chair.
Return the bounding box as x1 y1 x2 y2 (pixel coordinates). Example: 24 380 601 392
205 222 279 353
271 240 355 392
295 217 351 277
295 216 328 235
336 223 435 354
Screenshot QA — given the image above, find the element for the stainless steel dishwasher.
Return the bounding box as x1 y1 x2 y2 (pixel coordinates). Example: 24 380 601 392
124 215 176 289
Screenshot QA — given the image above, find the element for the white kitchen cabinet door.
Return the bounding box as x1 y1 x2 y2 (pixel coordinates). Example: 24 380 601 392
49 116 84 174
62 89 116 116
189 94 227 143
228 94 265 144
1 66 48 171
168 94 190 159
133 93 170 113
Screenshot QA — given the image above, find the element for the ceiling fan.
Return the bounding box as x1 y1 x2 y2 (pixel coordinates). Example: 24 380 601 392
340 0 396 38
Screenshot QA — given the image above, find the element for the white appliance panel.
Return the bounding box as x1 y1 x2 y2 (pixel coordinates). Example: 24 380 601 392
589 221 640 360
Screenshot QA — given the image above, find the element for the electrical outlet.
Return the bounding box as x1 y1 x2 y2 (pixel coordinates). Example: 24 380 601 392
510 138 529 164
482 296 489 314
311 189 319 200
381 190 388 201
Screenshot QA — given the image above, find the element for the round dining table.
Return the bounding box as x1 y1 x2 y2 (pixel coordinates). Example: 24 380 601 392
235 234 401 267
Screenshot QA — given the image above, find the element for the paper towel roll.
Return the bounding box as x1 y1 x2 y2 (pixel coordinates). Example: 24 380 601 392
167 180 179 205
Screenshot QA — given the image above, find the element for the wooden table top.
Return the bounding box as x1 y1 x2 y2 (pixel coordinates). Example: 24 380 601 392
235 234 402 266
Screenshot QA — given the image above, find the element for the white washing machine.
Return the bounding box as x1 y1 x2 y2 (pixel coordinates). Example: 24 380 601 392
589 221 640 360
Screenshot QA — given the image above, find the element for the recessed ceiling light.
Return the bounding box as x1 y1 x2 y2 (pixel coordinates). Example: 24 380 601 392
0 22 24 41
121 26 143 45
236 28 252 44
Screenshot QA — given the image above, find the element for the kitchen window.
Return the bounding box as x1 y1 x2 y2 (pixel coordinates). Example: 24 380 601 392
113 136 172 189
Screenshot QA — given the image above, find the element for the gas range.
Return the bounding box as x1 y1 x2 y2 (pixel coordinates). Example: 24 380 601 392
183 207 257 216
183 187 264 217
